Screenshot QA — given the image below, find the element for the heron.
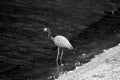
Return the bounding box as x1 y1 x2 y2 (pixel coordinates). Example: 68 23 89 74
43 27 73 65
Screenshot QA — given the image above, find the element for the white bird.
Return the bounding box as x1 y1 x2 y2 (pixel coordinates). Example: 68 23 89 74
43 27 73 64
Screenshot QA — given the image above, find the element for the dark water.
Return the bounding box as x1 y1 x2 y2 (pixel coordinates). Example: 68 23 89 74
0 1 120 80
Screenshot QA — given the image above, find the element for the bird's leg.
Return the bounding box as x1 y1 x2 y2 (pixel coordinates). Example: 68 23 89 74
60 48 63 66
56 47 60 64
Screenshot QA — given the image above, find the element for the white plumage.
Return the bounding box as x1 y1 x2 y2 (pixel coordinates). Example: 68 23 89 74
54 35 73 50
44 28 73 65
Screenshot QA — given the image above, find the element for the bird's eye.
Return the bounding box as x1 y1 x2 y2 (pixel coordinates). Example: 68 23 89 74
44 28 47 31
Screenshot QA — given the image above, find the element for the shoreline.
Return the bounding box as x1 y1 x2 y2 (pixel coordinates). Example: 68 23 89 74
55 43 120 80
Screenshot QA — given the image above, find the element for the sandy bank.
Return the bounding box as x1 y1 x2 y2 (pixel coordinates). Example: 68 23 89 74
55 44 120 80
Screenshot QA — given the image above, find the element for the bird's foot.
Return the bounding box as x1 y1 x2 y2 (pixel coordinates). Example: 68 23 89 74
61 63 64 66
60 60 64 66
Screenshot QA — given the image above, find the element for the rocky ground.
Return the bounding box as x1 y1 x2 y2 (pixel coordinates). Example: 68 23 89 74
55 44 120 80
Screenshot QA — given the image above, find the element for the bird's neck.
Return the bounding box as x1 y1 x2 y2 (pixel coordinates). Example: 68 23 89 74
47 29 54 41
47 29 52 37
50 36 54 41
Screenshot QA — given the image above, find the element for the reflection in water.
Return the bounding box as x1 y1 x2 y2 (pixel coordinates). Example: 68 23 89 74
47 64 64 80
48 59 82 80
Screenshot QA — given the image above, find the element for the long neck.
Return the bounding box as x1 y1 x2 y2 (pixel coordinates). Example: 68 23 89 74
47 29 54 41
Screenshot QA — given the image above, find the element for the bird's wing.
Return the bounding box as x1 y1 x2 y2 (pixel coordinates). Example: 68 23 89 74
54 35 73 50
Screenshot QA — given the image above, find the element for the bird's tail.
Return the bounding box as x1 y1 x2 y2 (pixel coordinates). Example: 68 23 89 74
72 48 76 51
70 48 76 54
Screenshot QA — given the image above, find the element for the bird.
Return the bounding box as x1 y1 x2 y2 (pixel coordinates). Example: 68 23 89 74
43 27 73 65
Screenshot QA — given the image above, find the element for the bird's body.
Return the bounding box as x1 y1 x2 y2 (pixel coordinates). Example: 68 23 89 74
54 35 73 50
43 27 73 65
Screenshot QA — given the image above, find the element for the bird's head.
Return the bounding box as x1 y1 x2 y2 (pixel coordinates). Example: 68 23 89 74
43 27 52 37
43 28 49 32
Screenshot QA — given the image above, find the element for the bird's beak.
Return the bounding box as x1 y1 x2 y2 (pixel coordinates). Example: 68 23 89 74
43 29 45 32
43 28 45 32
